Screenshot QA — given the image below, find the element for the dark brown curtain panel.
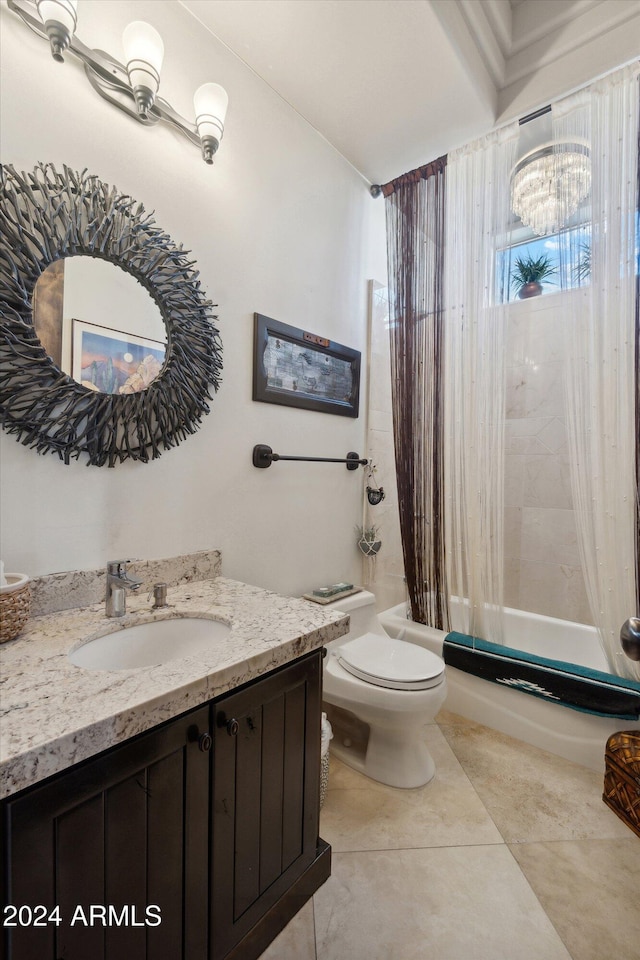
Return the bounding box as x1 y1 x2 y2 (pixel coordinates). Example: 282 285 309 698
383 157 449 630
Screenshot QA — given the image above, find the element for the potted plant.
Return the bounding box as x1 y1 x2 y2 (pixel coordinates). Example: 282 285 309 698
510 253 556 299
574 242 591 284
356 524 382 557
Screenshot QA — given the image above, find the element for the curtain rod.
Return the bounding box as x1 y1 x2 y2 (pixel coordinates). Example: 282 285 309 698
370 58 638 198
370 154 447 199
369 107 550 197
519 104 551 125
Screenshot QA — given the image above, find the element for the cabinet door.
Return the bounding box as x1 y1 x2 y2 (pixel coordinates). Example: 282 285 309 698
210 651 322 960
2 705 210 960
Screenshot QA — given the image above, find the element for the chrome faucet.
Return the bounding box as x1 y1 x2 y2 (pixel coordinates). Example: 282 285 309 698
105 560 142 618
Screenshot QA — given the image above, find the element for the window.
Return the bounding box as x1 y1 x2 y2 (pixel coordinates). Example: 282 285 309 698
497 224 592 304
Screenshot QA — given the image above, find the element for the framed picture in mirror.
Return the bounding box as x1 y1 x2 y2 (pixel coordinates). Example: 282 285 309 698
71 321 166 395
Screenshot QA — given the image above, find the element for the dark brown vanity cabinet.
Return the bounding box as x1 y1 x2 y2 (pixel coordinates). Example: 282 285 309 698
1 650 330 960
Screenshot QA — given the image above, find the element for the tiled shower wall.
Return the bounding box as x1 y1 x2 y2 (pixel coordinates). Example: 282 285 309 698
367 282 593 625
364 282 405 613
504 294 592 625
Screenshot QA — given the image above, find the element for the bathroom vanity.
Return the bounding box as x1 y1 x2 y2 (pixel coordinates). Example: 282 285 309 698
0 567 349 960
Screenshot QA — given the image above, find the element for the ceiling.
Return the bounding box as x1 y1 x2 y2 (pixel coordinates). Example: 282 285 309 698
180 0 640 185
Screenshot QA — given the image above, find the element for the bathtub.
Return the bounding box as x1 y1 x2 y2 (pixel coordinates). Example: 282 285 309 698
379 602 640 772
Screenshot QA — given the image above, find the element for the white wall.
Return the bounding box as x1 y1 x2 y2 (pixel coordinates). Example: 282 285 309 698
0 0 387 596
363 281 405 614
63 257 166 340
61 258 166 377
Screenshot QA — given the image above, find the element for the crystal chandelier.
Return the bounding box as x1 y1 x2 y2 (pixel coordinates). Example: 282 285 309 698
511 142 591 236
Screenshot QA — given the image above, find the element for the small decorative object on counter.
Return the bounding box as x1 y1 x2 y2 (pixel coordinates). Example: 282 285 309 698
0 572 31 643
313 583 354 599
303 584 362 605
603 730 640 838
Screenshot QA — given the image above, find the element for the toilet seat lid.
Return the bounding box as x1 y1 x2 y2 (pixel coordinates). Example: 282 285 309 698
337 633 445 690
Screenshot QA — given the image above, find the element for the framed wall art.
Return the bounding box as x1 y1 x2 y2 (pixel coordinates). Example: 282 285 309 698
253 313 360 418
72 320 166 395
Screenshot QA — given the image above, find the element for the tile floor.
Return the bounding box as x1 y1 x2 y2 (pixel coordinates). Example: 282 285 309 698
261 710 639 960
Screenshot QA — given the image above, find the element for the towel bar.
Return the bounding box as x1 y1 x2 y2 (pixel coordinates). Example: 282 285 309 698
252 444 367 470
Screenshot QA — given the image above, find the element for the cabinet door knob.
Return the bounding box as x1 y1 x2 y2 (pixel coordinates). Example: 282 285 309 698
198 732 213 752
226 718 239 737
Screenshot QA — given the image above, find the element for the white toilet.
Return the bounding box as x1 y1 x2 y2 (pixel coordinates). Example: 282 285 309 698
321 590 446 788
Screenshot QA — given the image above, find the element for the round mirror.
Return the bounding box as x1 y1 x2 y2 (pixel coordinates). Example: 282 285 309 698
34 257 166 394
0 163 222 467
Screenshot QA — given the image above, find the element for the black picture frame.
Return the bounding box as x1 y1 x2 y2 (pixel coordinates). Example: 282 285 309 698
253 314 360 418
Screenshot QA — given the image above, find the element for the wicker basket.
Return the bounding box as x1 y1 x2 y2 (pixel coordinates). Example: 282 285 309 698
0 574 31 643
603 730 640 839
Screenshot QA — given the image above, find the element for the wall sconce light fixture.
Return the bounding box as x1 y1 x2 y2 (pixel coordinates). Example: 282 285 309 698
9 0 229 164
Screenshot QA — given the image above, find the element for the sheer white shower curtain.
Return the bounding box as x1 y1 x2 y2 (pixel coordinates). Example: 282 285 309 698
553 64 640 681
444 123 519 643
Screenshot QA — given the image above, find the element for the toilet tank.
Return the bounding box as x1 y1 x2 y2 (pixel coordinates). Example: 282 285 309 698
325 590 386 644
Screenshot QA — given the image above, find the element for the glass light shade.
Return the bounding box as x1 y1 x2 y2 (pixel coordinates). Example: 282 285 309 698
36 0 78 61
511 143 591 237
122 21 164 115
194 82 229 143
194 83 229 164
37 0 77 32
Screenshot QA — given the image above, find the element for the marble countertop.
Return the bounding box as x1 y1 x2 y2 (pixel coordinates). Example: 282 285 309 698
0 577 349 800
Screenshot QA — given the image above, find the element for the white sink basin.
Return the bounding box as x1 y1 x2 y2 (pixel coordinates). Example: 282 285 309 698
68 617 231 670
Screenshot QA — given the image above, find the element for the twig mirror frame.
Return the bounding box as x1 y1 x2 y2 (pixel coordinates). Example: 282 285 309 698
0 162 222 466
